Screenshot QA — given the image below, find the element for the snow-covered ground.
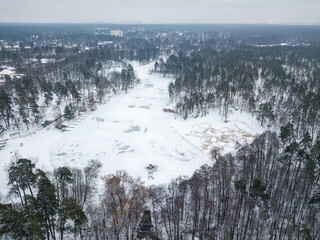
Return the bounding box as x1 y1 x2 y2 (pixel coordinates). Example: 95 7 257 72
0 62 265 195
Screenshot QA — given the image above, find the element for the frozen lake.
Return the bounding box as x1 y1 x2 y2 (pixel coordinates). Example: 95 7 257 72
0 62 264 194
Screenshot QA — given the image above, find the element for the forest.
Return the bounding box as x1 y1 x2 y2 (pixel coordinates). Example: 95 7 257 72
1 129 319 239
0 24 320 239
155 43 320 140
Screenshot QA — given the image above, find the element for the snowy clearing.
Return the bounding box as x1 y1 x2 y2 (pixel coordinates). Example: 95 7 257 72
0 62 265 194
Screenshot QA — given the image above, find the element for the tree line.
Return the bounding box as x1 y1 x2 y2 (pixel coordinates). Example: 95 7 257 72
154 44 320 140
1 127 319 239
0 60 139 131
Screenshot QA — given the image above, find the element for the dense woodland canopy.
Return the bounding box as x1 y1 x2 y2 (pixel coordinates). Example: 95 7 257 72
155 43 320 140
0 24 320 239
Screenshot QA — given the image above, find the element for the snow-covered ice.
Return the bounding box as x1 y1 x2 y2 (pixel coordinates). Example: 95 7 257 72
0 62 265 194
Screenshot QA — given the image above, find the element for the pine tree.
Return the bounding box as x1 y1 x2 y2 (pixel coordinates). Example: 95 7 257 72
7 158 37 205
37 169 59 240
0 88 12 128
58 198 87 240
64 105 73 120
54 167 73 200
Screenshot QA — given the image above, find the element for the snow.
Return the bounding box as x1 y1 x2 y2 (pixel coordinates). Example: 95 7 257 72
41 58 55 64
0 62 265 195
0 66 15 71
251 42 309 48
252 43 289 47
0 69 15 75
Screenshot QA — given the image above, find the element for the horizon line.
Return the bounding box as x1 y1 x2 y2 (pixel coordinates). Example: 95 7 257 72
1 21 320 27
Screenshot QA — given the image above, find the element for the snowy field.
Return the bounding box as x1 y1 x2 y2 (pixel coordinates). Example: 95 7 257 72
0 62 265 194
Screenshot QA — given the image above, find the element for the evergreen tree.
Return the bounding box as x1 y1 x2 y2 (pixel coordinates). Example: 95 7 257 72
58 197 87 240
64 105 73 120
0 88 12 128
37 169 59 240
7 158 37 205
54 167 73 200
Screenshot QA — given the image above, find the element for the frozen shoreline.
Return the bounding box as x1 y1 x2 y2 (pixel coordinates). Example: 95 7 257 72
0 62 264 195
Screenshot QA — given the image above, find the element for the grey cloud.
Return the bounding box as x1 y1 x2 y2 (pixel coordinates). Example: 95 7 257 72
0 0 319 24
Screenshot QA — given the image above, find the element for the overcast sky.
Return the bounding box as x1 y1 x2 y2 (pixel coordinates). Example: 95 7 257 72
1 0 320 24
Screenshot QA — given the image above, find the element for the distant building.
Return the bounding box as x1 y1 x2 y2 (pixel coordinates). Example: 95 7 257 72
0 68 16 86
98 41 113 46
94 28 109 35
110 30 123 37
40 58 55 64
0 69 16 79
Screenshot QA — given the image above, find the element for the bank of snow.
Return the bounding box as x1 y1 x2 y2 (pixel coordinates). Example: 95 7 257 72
0 62 264 195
